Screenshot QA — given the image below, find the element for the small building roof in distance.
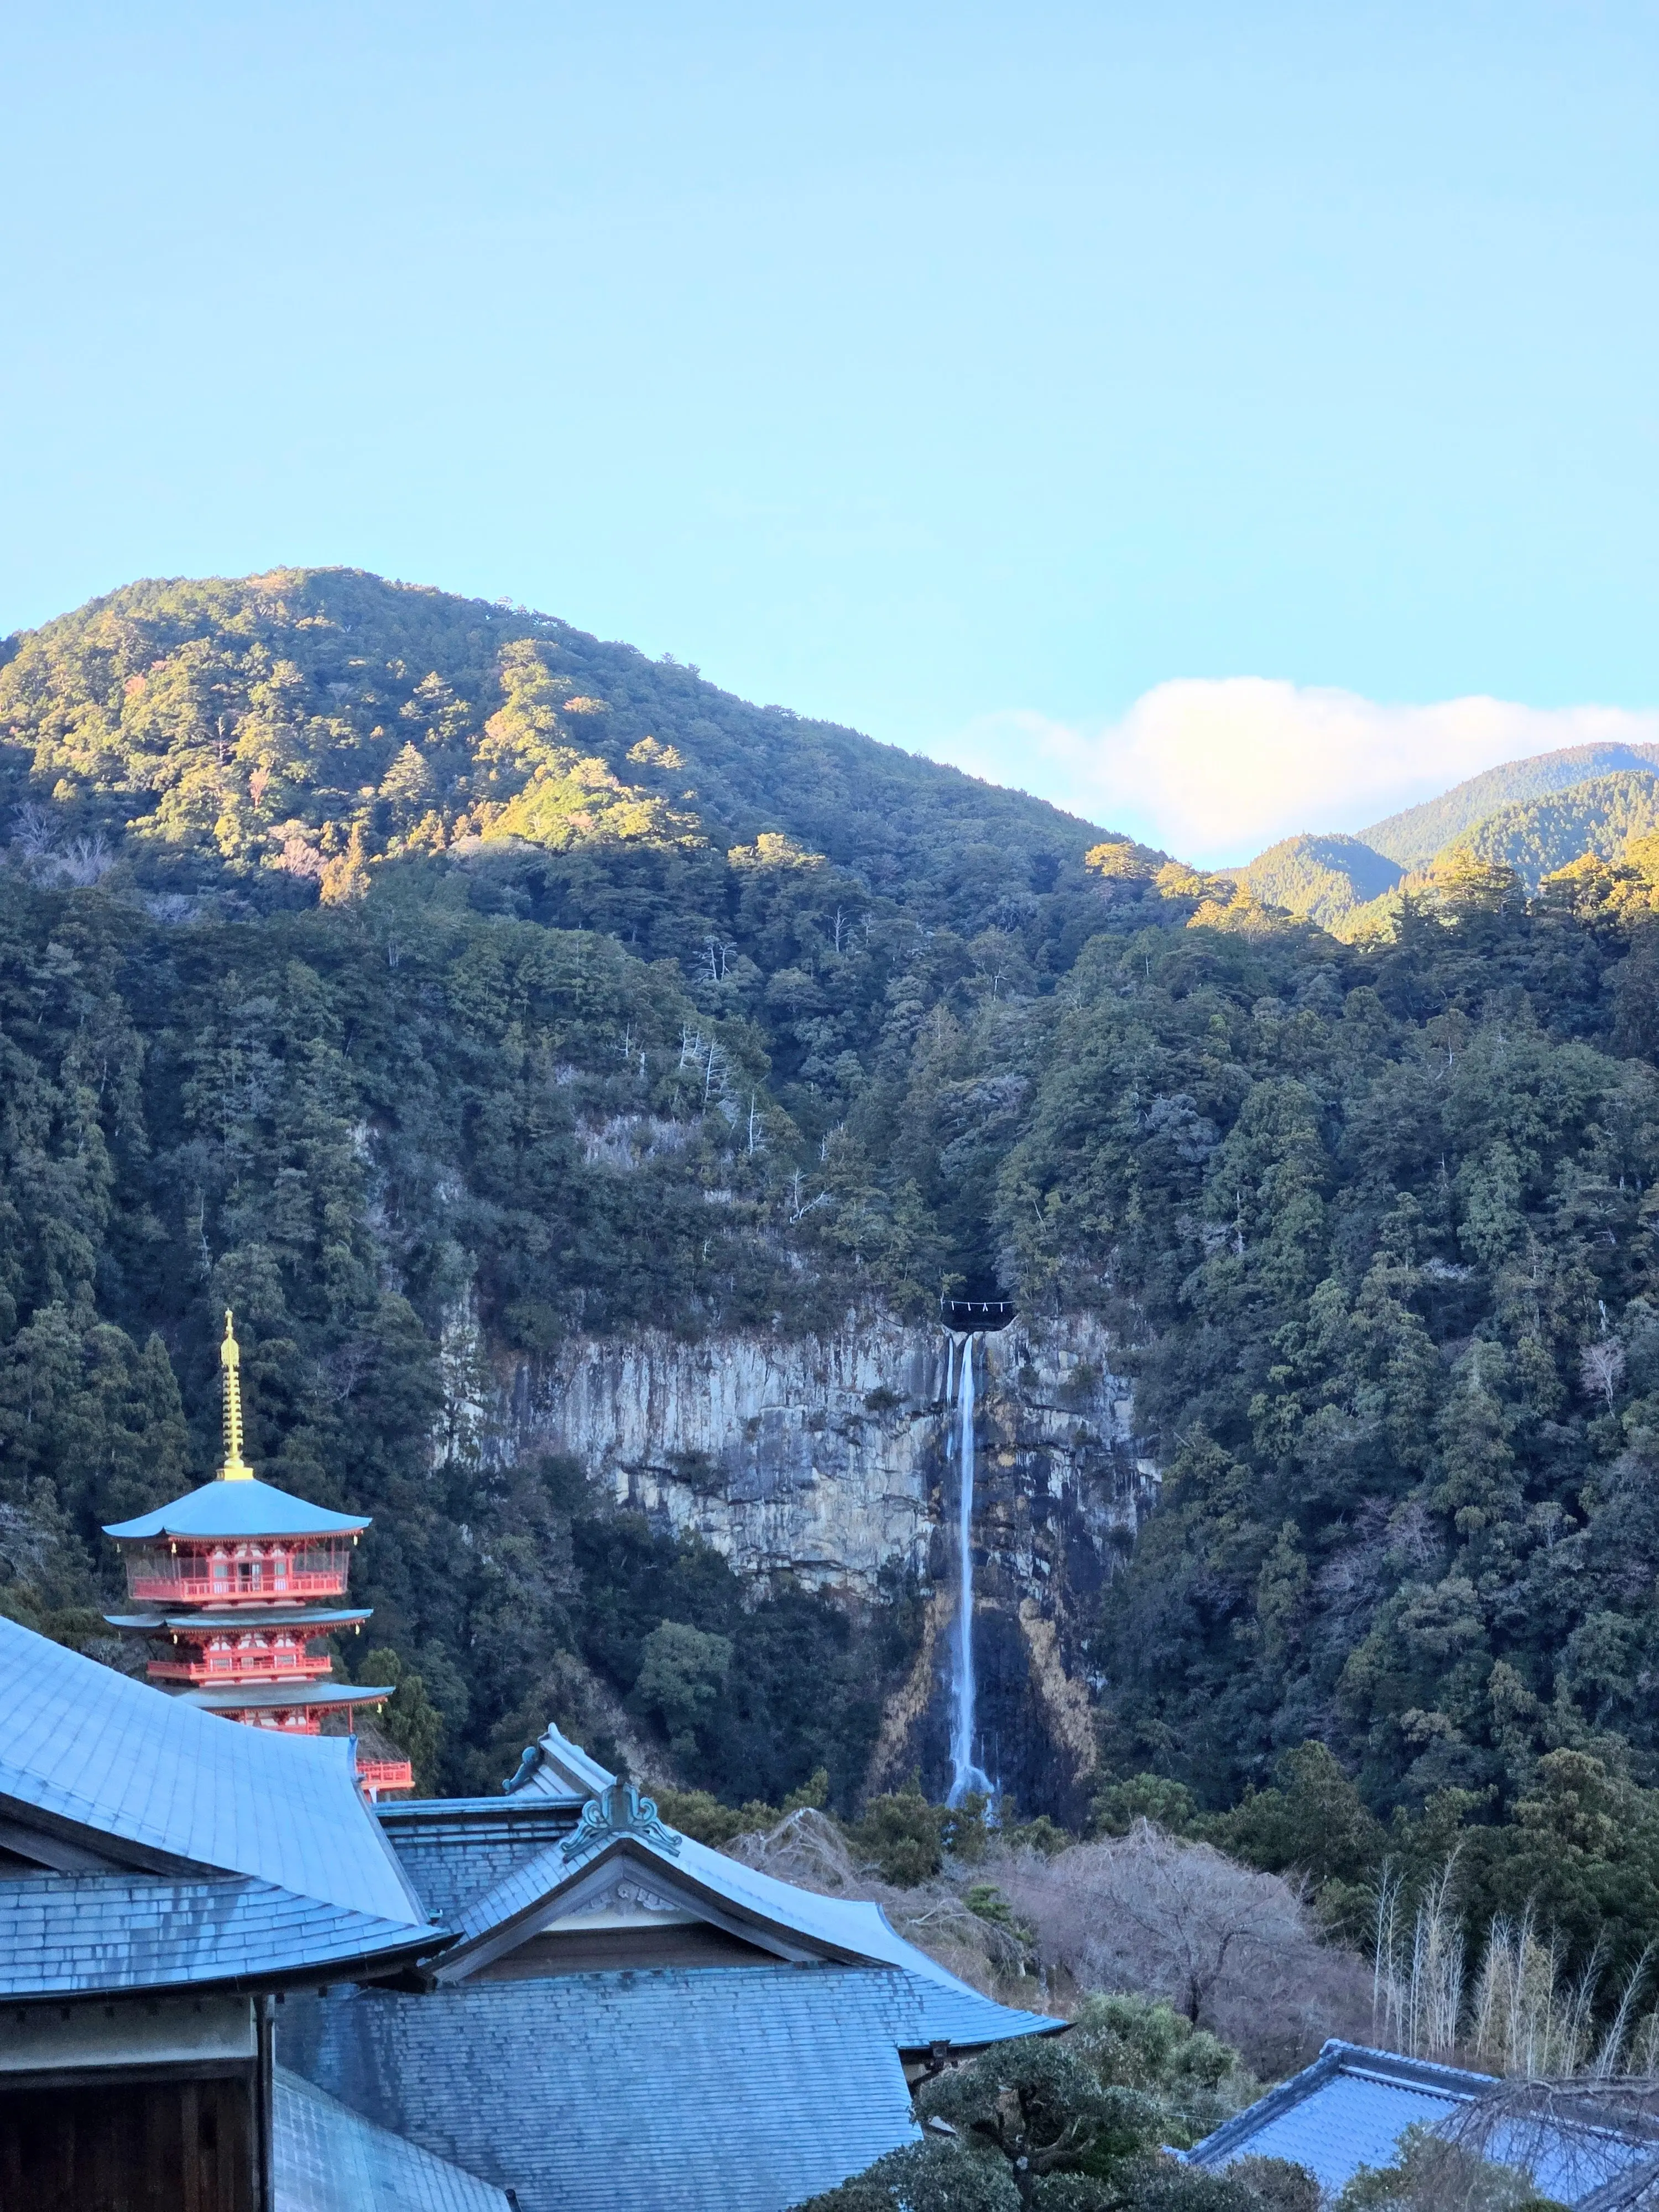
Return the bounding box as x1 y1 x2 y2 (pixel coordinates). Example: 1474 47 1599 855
104 1473 369 1542
0 1871 437 2001
274 2067 512 2212
0 1616 424 1928
1188 2041 1659 2206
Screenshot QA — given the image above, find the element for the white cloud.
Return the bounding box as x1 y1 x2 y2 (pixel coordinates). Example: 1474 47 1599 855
925 681 1659 868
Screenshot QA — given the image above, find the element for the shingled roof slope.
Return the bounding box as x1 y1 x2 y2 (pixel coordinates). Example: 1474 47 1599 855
274 2065 510 2211
281 1965 1026 2212
0 1872 436 2000
0 1616 424 1927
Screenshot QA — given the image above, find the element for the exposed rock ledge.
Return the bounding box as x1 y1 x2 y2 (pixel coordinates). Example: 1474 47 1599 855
502 1310 1150 1597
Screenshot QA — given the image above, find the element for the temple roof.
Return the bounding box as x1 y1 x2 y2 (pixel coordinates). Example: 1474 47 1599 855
0 1871 436 2000
103 1473 369 1542
281 1965 1038 2212
0 1616 424 1927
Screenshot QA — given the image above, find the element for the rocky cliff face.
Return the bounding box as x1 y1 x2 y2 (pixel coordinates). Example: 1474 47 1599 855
478 1312 1154 1823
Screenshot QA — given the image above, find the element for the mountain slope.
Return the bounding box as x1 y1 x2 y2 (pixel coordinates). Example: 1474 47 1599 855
1240 833 1402 929
1441 768 1659 887
1361 741 1659 867
0 568 1107 927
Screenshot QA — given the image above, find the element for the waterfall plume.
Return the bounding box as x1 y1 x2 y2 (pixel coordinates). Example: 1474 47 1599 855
947 1331 995 1808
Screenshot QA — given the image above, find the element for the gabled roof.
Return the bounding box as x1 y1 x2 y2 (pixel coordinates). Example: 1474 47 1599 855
274 2065 511 2212
0 1871 436 2000
281 1966 1022 2212
104 1474 368 1541
1189 2041 1659 2207
0 1616 425 1928
434 1777 1061 2023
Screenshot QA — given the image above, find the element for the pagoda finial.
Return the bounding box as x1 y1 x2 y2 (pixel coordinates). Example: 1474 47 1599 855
218 1310 253 1481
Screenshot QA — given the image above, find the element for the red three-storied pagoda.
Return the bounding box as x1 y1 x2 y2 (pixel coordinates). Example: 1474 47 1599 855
103 1312 413 1796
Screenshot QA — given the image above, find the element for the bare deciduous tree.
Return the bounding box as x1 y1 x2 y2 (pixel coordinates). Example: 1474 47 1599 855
993 1821 1374 2075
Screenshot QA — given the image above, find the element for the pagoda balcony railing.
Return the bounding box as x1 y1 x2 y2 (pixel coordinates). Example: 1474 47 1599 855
148 1651 336 1686
126 1567 350 1603
356 1759 415 1799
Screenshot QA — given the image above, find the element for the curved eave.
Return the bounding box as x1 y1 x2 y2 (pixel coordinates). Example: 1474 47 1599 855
103 1475 370 1543
105 1608 373 1634
175 1682 396 1713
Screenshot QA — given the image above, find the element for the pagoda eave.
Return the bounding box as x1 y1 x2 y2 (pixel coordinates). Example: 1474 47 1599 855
103 1606 373 1635
174 1681 396 1714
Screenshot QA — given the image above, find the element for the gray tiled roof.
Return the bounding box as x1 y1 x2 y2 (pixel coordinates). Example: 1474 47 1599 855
380 1804 579 1926
274 2065 509 2211
1190 2041 1659 2207
0 1872 436 1999
281 1963 1041 2212
105 1474 368 1540
0 1616 424 1928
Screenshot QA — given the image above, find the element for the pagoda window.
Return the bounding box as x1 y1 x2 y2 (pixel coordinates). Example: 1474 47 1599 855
272 1549 289 1590
211 1550 230 1588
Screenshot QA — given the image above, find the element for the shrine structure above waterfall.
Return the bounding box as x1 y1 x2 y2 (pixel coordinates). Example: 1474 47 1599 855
103 1312 413 1794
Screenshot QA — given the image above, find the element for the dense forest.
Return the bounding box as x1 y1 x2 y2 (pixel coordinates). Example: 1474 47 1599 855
13 571 1659 2000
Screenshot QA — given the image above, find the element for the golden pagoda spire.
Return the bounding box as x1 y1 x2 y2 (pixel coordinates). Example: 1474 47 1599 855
218 1309 253 1481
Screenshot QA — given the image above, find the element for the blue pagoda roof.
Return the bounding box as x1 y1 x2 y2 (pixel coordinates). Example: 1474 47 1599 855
0 1616 424 1928
282 1964 1037 2212
178 1681 395 1715
0 1871 437 2000
106 1606 372 1632
1188 2041 1659 2207
274 2065 510 2212
104 1474 368 1542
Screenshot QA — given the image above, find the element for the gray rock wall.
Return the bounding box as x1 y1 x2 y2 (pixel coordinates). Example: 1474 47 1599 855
463 1310 1156 1820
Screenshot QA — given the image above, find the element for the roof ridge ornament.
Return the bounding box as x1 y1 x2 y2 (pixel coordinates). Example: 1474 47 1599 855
219 1310 254 1481
560 1780 682 1863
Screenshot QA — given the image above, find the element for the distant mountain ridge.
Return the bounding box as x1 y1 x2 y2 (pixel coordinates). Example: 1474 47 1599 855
1361 742 1659 868
1448 768 1659 886
1232 742 1659 931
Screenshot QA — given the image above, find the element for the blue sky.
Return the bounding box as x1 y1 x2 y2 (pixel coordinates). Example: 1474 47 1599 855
4 3 1656 860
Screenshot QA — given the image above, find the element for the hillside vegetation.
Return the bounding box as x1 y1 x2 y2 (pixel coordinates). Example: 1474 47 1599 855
15 574 1659 2025
0 568 1106 930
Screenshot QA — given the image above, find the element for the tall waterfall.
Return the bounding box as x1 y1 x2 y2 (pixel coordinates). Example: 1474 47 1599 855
947 1332 995 1807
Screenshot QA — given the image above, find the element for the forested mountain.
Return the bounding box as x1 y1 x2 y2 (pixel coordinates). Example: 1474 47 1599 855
1236 833 1401 930
14 570 1659 2002
1446 768 1659 886
1361 740 1659 868
0 568 1107 929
